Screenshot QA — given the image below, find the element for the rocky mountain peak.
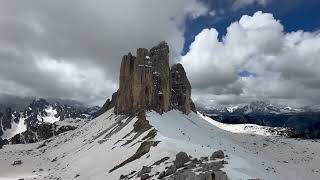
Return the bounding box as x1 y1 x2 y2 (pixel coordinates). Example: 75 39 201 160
103 42 195 115
0 98 99 143
170 63 196 114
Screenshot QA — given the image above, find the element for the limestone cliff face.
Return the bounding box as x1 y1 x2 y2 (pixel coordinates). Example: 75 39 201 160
112 42 195 115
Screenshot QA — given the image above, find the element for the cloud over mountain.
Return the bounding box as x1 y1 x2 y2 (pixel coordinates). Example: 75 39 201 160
0 0 208 105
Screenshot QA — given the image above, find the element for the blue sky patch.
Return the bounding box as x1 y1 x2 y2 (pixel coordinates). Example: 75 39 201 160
182 0 320 55
238 70 257 77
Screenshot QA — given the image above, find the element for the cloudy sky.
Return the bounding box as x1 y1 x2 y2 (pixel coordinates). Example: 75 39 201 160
0 0 320 108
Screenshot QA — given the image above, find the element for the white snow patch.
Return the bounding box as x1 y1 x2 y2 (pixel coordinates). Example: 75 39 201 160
199 113 281 136
226 105 239 113
42 106 59 123
2 118 27 139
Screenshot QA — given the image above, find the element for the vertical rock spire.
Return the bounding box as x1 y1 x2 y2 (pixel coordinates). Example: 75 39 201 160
104 41 195 115
170 63 196 114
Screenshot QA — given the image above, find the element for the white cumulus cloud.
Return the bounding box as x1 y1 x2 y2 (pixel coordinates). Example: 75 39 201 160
181 11 320 107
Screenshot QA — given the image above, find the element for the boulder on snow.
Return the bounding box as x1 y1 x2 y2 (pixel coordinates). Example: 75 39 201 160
200 156 209 161
140 173 150 180
138 166 152 177
12 160 23 166
174 151 190 168
158 171 166 179
210 150 225 160
165 165 177 176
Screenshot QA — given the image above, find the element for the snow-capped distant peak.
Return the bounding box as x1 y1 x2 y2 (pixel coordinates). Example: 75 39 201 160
0 98 99 140
206 101 304 115
226 106 239 113
42 106 59 124
285 106 293 110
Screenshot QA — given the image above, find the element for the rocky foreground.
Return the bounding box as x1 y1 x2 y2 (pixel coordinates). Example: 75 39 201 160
122 151 229 180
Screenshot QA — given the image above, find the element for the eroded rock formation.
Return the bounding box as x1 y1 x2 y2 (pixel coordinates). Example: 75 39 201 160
95 91 118 117
102 41 195 115
115 42 171 115
170 63 196 114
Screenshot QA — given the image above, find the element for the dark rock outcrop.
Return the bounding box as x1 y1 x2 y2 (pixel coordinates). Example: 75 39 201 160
170 64 196 114
0 123 2 137
174 151 190 168
210 150 225 160
0 107 20 131
0 137 4 149
138 166 152 177
95 91 118 117
0 137 8 149
54 124 77 135
165 164 177 176
10 121 78 144
11 130 38 144
112 42 195 115
157 151 229 180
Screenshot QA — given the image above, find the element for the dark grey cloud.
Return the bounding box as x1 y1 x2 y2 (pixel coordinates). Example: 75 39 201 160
0 0 209 105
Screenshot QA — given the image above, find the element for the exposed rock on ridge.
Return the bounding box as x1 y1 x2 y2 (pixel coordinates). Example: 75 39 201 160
110 41 195 115
95 91 118 117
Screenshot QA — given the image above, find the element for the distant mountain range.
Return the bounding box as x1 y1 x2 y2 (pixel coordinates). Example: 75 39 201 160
200 101 320 139
201 101 320 115
0 98 100 143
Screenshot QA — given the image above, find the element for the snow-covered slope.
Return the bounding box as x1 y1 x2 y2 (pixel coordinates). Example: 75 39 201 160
1 117 27 140
199 113 292 136
1 109 319 180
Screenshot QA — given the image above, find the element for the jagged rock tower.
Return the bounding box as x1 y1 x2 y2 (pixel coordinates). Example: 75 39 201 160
170 63 196 114
100 41 196 115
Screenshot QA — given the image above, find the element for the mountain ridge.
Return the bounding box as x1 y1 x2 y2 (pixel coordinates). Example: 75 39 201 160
0 98 99 143
201 101 320 138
